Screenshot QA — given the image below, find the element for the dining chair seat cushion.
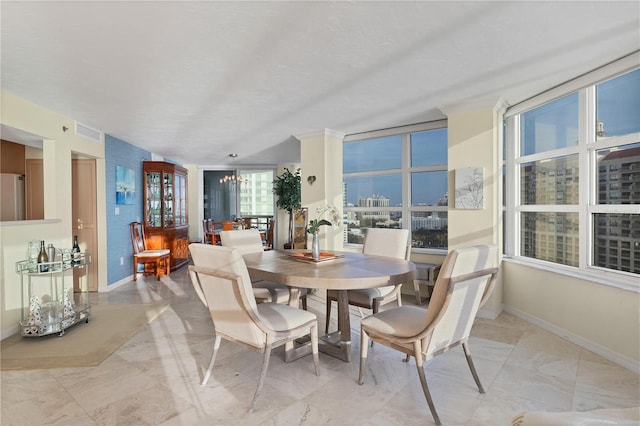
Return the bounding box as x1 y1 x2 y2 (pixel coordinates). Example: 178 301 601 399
257 302 317 332
361 305 427 338
135 249 170 257
252 281 290 304
327 285 394 307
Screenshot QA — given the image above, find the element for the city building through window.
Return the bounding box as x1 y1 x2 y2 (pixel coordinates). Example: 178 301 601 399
505 61 639 280
343 121 448 251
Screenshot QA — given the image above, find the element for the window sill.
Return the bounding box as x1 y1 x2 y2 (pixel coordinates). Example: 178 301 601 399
503 256 639 293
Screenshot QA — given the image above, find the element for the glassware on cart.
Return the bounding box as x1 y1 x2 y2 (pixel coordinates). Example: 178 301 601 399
61 249 72 267
27 241 40 272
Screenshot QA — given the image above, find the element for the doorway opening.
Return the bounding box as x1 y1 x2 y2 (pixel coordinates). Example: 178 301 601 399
203 168 275 229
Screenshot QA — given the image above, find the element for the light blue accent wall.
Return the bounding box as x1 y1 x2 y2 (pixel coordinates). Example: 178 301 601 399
105 135 152 285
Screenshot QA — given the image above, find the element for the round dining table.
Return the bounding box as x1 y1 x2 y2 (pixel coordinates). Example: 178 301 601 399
243 249 416 362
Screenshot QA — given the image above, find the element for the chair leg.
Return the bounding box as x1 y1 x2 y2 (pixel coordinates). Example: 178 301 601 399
369 300 381 347
301 294 308 311
156 259 161 281
462 342 485 394
249 344 273 414
358 329 369 385
415 347 441 426
413 279 422 305
133 259 138 281
201 335 221 386
310 322 320 376
325 298 332 334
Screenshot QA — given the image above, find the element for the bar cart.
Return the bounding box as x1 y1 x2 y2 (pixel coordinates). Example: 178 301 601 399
15 253 92 337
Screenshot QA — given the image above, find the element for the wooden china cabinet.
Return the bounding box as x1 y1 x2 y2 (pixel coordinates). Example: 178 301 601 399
143 161 189 271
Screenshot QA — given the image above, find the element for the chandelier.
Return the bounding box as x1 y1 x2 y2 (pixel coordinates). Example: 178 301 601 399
219 174 248 185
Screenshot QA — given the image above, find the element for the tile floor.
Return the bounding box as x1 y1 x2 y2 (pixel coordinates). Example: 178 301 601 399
2 267 638 425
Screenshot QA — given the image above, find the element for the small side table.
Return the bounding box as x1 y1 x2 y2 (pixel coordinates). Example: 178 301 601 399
413 262 440 305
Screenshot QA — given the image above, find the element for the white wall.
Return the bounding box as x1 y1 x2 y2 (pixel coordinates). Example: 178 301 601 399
298 129 344 251
443 99 639 371
184 164 200 242
443 101 505 318
504 261 639 372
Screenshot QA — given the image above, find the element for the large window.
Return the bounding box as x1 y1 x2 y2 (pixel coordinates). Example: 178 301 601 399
505 60 639 282
343 122 448 250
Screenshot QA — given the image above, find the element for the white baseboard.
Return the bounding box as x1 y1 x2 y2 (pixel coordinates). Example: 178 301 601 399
104 275 134 291
478 303 503 320
1 324 20 341
504 305 639 374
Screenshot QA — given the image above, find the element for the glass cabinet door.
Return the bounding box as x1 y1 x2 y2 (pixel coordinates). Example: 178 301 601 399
146 172 162 227
175 174 186 225
163 172 174 227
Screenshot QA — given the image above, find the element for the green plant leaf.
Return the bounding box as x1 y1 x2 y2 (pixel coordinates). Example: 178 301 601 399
272 168 301 212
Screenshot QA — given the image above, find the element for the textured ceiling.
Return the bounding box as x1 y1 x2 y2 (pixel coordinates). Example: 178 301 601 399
1 1 638 166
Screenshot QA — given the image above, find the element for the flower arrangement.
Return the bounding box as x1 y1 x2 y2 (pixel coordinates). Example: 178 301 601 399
307 204 341 234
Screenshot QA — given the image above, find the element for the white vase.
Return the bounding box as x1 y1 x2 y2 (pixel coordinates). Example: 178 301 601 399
312 232 320 260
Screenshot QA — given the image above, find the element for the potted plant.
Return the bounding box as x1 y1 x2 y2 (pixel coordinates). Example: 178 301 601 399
272 167 301 247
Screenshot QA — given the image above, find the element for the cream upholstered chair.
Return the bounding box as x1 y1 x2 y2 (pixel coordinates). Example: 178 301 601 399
220 229 308 307
358 244 499 426
325 228 409 333
188 243 320 413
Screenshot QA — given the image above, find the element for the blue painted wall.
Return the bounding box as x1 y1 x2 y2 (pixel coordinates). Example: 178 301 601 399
105 135 152 285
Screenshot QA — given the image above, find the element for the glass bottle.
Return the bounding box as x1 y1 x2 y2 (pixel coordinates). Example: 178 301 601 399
72 235 81 265
37 240 49 272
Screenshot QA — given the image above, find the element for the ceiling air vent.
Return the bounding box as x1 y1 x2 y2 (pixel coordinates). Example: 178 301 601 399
75 121 102 143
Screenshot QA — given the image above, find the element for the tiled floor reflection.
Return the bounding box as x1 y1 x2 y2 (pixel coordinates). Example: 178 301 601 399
2 267 638 425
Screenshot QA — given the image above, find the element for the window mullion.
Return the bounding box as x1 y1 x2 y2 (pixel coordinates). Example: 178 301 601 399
403 133 410 232
505 115 519 256
579 88 594 269
509 60 638 280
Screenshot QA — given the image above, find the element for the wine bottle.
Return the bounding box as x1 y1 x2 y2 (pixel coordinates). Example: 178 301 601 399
72 235 81 265
37 240 49 272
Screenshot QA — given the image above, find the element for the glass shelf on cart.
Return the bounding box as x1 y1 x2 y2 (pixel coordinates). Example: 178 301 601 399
15 253 92 275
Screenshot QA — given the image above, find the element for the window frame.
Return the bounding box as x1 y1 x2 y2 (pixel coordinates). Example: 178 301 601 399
343 120 448 253
504 53 639 290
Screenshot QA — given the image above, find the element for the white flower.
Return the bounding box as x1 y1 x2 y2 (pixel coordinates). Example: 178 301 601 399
315 204 342 227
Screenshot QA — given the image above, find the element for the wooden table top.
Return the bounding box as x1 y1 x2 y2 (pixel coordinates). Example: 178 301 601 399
243 250 415 290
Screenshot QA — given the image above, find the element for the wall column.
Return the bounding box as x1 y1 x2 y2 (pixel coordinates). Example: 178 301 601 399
440 97 507 318
296 129 345 251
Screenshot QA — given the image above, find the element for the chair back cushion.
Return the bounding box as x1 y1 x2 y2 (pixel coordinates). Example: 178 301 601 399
363 228 410 260
188 243 265 347
424 244 498 357
220 229 264 255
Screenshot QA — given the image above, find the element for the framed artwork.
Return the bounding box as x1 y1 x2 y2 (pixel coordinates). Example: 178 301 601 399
454 167 484 209
293 207 308 249
116 165 135 205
